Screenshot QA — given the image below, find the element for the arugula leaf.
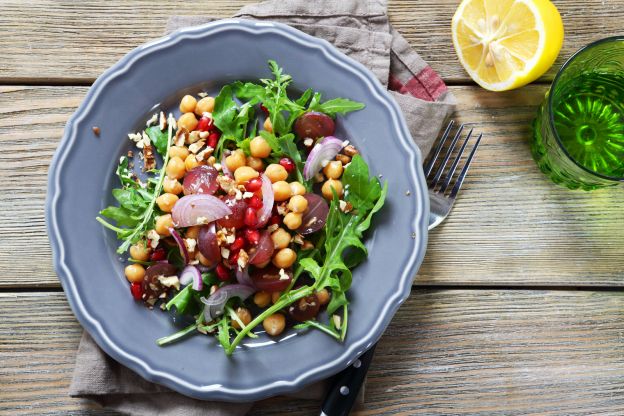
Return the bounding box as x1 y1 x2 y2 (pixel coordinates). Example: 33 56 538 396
165 285 193 314
295 88 313 107
116 156 135 187
99 206 138 227
212 85 256 159
342 154 382 213
308 97 365 117
145 126 169 156
294 320 340 340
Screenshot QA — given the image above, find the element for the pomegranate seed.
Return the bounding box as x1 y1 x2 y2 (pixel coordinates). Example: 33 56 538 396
230 236 246 251
216 263 231 281
245 177 263 192
208 131 220 148
244 228 260 245
244 207 258 228
279 157 295 173
260 104 269 115
230 251 240 265
130 283 143 301
248 195 263 210
150 247 166 261
269 214 281 225
197 116 213 132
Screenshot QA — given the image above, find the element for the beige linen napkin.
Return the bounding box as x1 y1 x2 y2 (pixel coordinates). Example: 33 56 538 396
70 1 455 414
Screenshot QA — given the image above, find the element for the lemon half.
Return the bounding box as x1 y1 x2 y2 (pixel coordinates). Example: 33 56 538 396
452 0 564 91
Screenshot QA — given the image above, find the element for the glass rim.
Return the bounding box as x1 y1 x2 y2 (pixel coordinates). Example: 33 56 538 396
548 36 624 182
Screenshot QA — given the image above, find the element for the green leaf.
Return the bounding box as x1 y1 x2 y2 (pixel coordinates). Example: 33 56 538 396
217 315 232 353
116 156 135 187
309 97 365 117
295 88 313 107
165 285 193 314
259 131 309 188
232 81 265 103
99 206 139 227
342 154 382 213
212 85 255 158
357 181 388 234
145 126 169 156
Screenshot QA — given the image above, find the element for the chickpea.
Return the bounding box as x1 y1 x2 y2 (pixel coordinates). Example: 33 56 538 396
316 288 331 306
166 156 186 180
231 307 252 330
186 226 200 240
323 160 344 179
265 163 288 183
163 177 183 195
273 247 297 268
234 166 259 184
321 179 343 200
179 95 197 114
184 154 202 171
155 214 173 236
271 291 282 304
263 117 273 133
249 136 272 158
195 96 215 116
336 154 351 165
283 212 303 230
178 112 198 132
271 228 291 249
156 193 179 213
289 181 306 196
225 150 246 172
254 291 271 308
272 181 292 201
287 195 308 213
124 264 146 283
129 241 150 262
263 313 285 336
246 156 264 171
169 146 190 160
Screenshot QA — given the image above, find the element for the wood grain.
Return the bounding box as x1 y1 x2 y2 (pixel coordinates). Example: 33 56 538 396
1 85 623 288
1 290 624 415
0 0 623 83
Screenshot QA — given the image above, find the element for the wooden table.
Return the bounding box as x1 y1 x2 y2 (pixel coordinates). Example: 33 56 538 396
1 1 624 414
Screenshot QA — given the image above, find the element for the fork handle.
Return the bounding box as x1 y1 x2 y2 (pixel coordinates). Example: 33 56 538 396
320 344 377 416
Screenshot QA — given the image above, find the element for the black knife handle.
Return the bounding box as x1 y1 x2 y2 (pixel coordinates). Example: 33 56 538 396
320 344 377 416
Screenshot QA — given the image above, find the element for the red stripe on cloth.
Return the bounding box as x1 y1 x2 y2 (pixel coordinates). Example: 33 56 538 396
392 66 448 102
388 73 404 92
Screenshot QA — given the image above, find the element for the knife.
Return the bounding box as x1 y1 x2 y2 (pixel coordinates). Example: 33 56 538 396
320 344 377 416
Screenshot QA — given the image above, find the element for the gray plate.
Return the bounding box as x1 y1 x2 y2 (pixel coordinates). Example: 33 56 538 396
46 19 429 401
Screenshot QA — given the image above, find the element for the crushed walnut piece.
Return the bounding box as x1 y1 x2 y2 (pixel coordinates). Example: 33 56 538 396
146 113 158 127
187 131 201 144
339 200 353 213
216 227 236 246
143 143 156 171
189 139 206 154
174 128 189 147
196 147 214 162
237 249 249 270
343 144 359 156
292 234 304 245
158 275 180 291
92 126 101 136
217 175 236 194
159 111 167 130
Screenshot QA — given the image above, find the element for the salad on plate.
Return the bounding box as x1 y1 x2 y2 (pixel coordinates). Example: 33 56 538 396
97 61 387 355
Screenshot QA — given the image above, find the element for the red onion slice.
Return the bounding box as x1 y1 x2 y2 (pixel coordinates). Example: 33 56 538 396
297 193 329 235
303 136 344 180
172 194 232 227
201 284 255 321
256 174 274 227
179 265 203 291
168 227 190 264
235 266 255 287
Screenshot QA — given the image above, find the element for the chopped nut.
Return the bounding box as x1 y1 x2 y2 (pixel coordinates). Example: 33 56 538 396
278 268 289 281
199 131 209 139
276 204 288 216
339 200 353 213
335 154 351 165
221 247 230 259
185 238 197 252
174 128 189 147
343 144 359 156
189 140 206 154
127 150 134 158
146 113 158 127
92 126 101 136
196 216 210 225
187 131 201 144
332 314 342 330
198 92 208 98
302 241 315 250
167 113 177 130
237 249 249 270
196 146 214 161
303 138 313 147
159 111 167 130
217 175 236 193
158 275 180 290
147 230 160 249
292 234 304 245
143 143 156 171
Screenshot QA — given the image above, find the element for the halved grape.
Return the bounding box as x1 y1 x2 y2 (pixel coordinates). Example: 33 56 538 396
288 293 320 322
248 230 274 265
142 262 178 300
217 195 247 229
294 111 335 139
198 223 220 263
297 193 329 235
183 165 219 195
250 265 292 292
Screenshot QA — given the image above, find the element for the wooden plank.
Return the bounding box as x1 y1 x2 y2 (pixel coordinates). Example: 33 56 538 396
0 0 622 83
1 290 624 415
1 85 623 288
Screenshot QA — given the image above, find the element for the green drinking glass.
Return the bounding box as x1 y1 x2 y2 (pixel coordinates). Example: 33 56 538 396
531 36 624 190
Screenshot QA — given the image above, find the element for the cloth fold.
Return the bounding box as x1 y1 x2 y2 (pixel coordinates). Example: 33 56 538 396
71 1 455 414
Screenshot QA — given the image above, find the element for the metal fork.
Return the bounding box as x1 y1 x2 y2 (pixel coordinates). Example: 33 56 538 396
320 120 483 416
425 120 483 230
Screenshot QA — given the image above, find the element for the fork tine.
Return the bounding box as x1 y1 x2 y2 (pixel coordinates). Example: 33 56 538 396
429 123 465 187
424 120 454 178
438 128 474 193
449 132 483 198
